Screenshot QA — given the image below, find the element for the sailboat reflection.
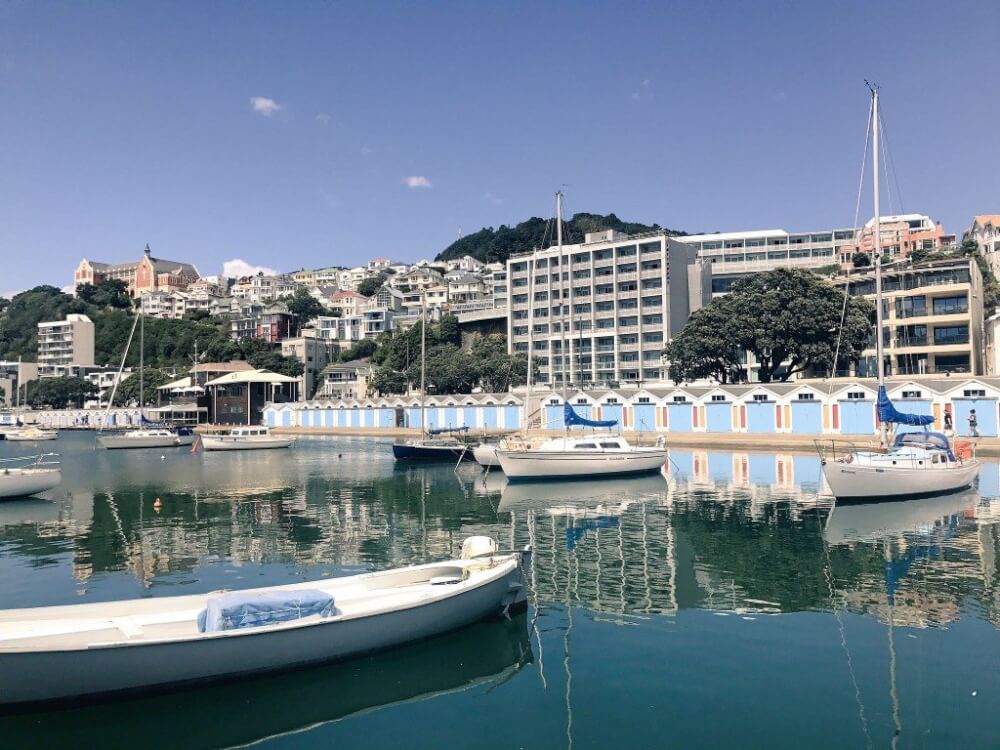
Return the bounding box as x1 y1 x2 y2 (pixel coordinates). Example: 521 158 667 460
824 487 978 546
0 613 532 750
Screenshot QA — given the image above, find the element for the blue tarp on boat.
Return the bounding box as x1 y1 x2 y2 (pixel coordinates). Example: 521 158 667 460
563 403 617 429
198 589 335 633
428 426 469 436
877 385 935 427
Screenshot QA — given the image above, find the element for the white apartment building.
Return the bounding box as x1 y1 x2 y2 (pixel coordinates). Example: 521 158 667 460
231 274 299 304
281 330 340 398
506 230 708 386
445 254 486 274
37 314 95 378
482 262 507 308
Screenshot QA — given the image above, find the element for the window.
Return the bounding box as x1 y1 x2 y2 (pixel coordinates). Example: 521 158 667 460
599 442 621 449
964 389 986 397
711 394 726 402
606 397 618 403
638 396 651 403
900 390 922 399
933 325 969 345
752 394 768 402
642 314 663 326
576 398 588 404
672 396 687 403
797 393 815 400
846 391 866 400
932 295 968 315
575 443 597 450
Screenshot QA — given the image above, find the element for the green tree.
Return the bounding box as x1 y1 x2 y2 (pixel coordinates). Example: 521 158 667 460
112 368 177 406
667 269 874 384
438 313 461 346
666 300 747 384
851 251 870 268
471 334 528 392
285 288 325 325
0 286 86 360
76 279 131 309
357 272 388 297
26 376 98 408
371 366 408 395
339 338 378 362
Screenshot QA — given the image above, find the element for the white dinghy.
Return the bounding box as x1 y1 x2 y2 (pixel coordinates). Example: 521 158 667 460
0 537 528 707
0 454 61 499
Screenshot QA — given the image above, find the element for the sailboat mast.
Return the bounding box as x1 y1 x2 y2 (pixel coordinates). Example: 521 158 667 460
556 190 567 402
871 86 888 448
420 291 426 431
139 297 145 414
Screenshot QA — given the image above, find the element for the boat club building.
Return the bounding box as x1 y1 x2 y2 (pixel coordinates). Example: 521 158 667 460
206 369 299 425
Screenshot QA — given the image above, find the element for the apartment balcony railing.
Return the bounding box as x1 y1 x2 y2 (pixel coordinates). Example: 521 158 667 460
933 333 970 346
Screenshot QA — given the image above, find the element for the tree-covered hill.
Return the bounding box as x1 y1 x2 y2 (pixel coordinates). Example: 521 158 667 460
435 212 687 264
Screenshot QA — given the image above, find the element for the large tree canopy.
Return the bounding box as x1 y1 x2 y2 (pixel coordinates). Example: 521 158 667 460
26 377 98 409
667 269 874 384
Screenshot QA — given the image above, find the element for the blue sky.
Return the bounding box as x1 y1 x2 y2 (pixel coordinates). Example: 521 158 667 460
2 1 998 293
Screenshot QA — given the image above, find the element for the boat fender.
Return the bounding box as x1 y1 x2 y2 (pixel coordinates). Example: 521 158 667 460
461 536 499 560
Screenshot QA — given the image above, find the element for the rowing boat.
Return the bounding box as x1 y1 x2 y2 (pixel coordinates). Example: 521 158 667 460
0 537 528 707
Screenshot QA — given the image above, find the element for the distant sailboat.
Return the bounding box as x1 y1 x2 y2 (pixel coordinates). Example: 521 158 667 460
496 192 667 481
820 86 979 501
97 300 195 450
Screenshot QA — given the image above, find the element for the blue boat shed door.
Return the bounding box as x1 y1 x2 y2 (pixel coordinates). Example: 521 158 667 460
790 401 822 434
705 402 731 433
839 399 874 435
953 398 998 437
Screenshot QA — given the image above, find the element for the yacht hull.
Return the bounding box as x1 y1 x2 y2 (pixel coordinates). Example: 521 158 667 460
0 469 62 499
822 459 981 503
497 449 666 481
392 443 470 461
472 443 500 468
98 435 185 450
201 436 295 451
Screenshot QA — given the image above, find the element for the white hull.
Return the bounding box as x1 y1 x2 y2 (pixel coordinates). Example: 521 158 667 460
201 435 295 451
0 468 62 499
0 546 527 706
98 434 186 449
497 448 666 480
822 459 981 501
5 432 57 442
473 443 500 467
825 487 979 545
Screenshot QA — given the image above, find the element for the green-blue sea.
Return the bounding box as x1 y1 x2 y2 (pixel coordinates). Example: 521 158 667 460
3 432 1000 749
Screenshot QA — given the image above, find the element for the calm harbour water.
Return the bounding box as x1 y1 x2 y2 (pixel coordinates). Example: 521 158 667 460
3 433 1000 749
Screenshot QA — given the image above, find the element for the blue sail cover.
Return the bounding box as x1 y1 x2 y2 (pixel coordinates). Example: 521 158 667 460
428 426 469 435
876 386 934 427
563 403 617 429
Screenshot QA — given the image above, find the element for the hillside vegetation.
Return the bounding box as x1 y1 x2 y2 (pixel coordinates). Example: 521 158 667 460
435 212 687 264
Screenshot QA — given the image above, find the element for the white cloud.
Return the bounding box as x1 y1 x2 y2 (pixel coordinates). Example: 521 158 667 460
250 97 282 116
403 176 432 189
360 145 373 156
1 289 23 299
222 259 279 278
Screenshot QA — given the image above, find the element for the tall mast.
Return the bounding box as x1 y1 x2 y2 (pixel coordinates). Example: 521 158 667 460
556 190 567 403
522 257 535 438
871 86 887 448
139 297 145 416
420 291 426 432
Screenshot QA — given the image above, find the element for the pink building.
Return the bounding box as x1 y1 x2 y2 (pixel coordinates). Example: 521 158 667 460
844 214 954 267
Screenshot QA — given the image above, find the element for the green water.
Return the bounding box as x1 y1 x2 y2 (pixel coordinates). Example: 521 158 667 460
2 432 1000 749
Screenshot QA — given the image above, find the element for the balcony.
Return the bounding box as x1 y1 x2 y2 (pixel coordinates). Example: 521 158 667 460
933 332 970 346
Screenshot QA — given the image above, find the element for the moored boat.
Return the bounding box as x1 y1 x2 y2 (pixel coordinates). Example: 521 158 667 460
98 428 193 450
0 454 61 499
497 432 666 481
200 426 295 451
5 427 57 442
0 536 528 707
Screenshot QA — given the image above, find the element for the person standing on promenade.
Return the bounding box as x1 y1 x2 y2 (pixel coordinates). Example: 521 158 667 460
968 409 979 438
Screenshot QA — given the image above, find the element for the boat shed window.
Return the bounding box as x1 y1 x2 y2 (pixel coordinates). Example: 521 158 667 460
901 390 921 399
846 391 866 400
606 397 619 404
797 393 815 400
638 397 651 403
576 398 588 405
549 399 559 405
711 394 726 402
964 389 986 397
752 394 768 402
672 396 687 403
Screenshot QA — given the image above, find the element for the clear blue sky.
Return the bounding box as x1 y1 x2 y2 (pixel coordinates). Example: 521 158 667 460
2 1 998 293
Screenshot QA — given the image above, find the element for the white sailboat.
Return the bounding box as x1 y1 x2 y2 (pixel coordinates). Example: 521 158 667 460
496 191 667 481
820 86 980 502
97 302 194 450
5 426 58 442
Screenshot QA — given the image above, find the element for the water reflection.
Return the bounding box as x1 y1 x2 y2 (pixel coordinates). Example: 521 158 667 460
1 614 532 750
4 434 1000 747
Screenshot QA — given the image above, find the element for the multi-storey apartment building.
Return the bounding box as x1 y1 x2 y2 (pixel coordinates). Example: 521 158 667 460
506 230 707 386
231 274 298 304
838 256 984 376
964 215 1000 278
679 214 951 296
37 314 96 378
